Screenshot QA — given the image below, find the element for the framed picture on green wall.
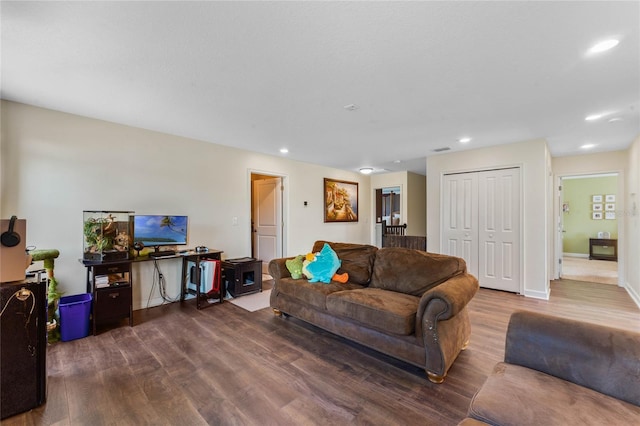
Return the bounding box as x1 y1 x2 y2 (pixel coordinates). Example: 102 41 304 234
605 203 615 211
605 194 615 202
592 195 603 202
593 212 603 220
605 212 616 220
593 203 603 211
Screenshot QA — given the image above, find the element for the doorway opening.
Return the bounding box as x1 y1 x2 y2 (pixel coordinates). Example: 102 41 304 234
376 187 402 225
250 172 285 275
558 173 619 285
374 186 402 247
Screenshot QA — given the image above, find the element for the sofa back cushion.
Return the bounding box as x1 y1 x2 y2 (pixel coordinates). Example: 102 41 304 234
312 241 378 285
369 247 467 296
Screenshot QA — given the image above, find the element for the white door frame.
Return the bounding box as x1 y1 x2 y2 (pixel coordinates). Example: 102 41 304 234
554 171 624 286
248 169 288 265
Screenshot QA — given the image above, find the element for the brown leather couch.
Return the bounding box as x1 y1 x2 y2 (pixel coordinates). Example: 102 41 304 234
269 241 479 383
460 310 640 425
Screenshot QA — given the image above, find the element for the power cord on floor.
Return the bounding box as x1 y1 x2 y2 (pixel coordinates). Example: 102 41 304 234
146 259 181 308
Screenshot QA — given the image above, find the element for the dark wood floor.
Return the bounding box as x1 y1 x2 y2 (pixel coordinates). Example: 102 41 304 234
5 279 639 426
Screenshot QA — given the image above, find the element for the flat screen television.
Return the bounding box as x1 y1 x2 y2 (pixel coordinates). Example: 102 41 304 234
133 215 188 249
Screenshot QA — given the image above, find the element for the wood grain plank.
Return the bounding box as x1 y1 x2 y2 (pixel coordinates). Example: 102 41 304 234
5 279 638 425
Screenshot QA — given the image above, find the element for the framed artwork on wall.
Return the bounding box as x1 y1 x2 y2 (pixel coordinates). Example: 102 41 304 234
592 203 603 211
605 212 616 220
605 203 615 211
605 194 616 202
592 212 603 220
324 178 358 222
592 195 603 203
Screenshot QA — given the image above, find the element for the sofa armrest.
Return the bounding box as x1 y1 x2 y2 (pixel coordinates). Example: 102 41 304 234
415 273 479 379
505 310 640 406
268 257 293 280
416 273 479 326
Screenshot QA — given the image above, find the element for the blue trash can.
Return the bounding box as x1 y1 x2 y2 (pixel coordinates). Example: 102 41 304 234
59 293 92 342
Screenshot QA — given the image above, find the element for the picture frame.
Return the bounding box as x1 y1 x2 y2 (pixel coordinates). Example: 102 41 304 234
592 203 603 211
324 178 359 222
605 194 616 202
592 212 603 220
605 211 616 220
592 195 603 203
605 203 615 211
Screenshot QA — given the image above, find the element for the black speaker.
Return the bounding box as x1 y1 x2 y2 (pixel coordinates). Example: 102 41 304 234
1 280 47 419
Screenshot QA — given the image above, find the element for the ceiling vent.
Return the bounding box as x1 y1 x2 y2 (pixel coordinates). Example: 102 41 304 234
433 147 451 152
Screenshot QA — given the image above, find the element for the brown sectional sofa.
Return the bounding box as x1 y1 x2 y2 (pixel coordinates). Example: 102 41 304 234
269 240 479 383
461 310 640 425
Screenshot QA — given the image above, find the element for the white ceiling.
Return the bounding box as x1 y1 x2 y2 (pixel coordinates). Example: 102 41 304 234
2 1 639 176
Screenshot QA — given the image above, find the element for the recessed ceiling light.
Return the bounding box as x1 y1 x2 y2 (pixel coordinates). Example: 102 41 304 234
581 144 597 150
344 104 359 111
588 39 619 54
393 160 402 164
279 148 289 154
459 137 471 143
608 117 623 123
585 114 603 121
359 167 374 175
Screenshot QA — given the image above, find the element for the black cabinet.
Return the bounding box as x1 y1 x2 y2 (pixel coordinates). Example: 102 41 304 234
222 258 262 297
1 280 47 419
86 261 132 335
589 238 618 261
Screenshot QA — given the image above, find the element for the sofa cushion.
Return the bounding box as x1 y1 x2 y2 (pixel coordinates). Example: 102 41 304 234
468 362 640 425
276 277 365 310
369 247 466 296
326 288 419 335
312 241 378 286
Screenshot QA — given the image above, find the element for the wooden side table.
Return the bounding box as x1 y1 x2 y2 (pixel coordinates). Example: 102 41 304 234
589 238 617 261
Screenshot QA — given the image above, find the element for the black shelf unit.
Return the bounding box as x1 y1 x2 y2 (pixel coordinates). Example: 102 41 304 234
84 260 133 335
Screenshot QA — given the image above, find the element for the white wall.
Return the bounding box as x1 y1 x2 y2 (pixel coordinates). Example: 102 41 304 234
625 137 640 306
426 139 551 299
370 171 426 237
407 171 426 237
1 101 371 309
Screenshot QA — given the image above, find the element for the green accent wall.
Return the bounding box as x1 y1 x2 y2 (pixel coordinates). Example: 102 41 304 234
562 176 617 255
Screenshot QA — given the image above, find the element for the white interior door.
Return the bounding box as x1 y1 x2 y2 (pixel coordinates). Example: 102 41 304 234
253 177 282 273
442 173 479 278
477 168 520 292
442 168 521 293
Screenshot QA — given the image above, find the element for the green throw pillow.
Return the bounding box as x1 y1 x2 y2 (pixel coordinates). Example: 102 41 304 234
285 255 305 279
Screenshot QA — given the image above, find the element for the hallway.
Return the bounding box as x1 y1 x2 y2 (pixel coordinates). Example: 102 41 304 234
561 256 618 285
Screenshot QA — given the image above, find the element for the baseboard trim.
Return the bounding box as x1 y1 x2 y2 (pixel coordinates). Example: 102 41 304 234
524 287 550 300
563 253 589 259
626 284 640 310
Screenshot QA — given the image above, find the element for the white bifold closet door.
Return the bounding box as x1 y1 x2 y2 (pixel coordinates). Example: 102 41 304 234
442 168 520 293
